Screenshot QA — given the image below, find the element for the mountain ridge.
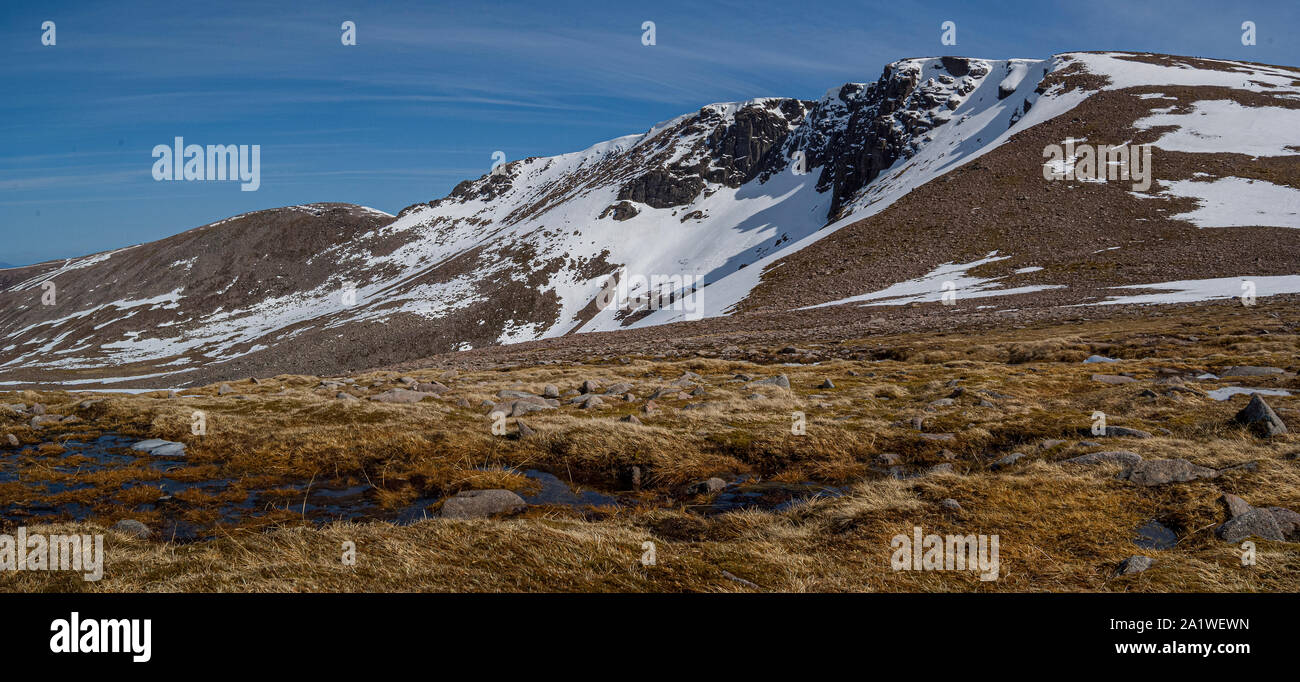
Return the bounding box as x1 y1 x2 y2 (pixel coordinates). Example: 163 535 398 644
3 51 1300 387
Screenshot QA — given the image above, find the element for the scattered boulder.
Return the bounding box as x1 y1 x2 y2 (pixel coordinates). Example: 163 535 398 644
4 434 17 447
1233 394 1287 437
398 377 418 386
111 519 151 539
29 415 62 429
30 403 45 416
641 400 659 415
620 414 642 425
1121 459 1217 486
580 379 601 394
370 388 428 404
415 381 450 394
604 382 634 395
336 392 359 401
939 498 962 512
817 379 835 389
750 374 790 390
439 489 526 519
1083 355 1118 364
516 420 536 438
1213 494 1300 542
574 394 605 410
1091 374 1136 385
543 385 560 399
1115 556 1154 576
218 384 234 395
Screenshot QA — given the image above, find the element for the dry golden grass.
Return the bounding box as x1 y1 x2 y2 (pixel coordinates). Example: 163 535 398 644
2 303 1299 592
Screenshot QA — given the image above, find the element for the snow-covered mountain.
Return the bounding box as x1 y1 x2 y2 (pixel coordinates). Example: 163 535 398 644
3 52 1300 386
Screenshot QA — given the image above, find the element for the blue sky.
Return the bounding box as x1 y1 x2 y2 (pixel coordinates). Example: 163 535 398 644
1 0 1297 265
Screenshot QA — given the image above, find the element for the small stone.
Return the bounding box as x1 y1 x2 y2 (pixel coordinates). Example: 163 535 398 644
543 384 560 399
336 392 359 401
874 453 900 466
641 400 659 415
4 434 17 447
580 380 601 394
516 420 536 438
818 379 835 389
30 403 45 416
991 453 1026 470
1220 493 1253 519
439 489 526 519
1092 374 1137 385
1138 389 1158 398
1115 555 1154 576
621 414 642 425
218 384 233 395
1084 355 1118 364
111 519 151 539
939 498 962 512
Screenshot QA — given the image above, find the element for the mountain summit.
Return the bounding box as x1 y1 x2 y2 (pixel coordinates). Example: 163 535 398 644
3 52 1299 387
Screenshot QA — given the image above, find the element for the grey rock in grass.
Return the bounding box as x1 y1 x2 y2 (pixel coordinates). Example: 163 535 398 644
818 379 835 389
5 434 17 447
543 384 560 399
29 415 62 429
939 498 962 512
1115 555 1154 576
990 452 1026 470
1220 366 1286 377
111 519 151 539
1219 493 1253 519
1215 508 1288 542
218 384 234 395
439 489 526 519
1121 459 1217 486
370 388 427 404
750 374 791 390
1091 374 1136 385
1233 394 1287 437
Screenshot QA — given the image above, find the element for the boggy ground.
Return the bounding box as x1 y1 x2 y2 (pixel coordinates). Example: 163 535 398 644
1 300 1298 592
